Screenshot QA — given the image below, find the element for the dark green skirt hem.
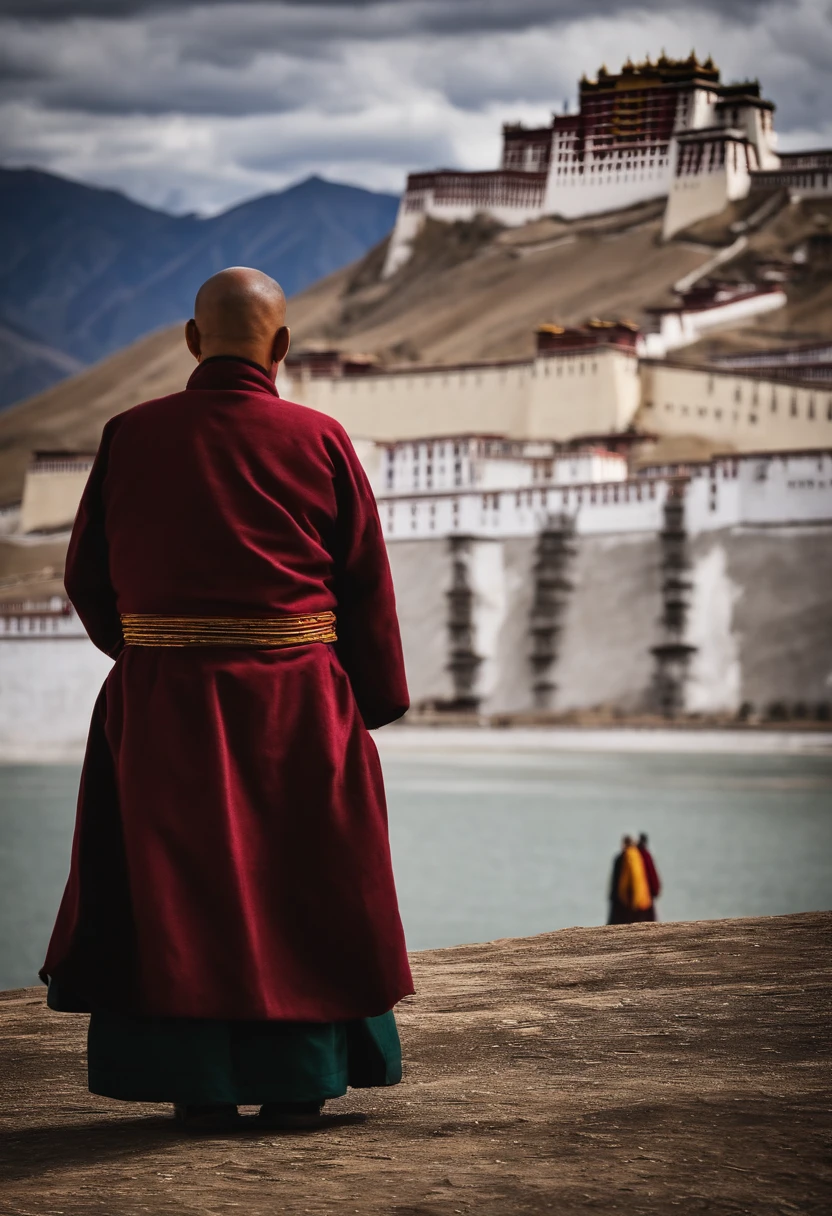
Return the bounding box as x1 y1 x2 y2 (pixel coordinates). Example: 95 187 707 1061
86 1007 402 1105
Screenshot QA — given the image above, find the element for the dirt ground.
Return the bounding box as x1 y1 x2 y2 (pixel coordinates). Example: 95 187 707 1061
1 912 830 1215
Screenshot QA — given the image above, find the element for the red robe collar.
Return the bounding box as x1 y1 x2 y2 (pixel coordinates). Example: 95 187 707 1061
186 356 279 397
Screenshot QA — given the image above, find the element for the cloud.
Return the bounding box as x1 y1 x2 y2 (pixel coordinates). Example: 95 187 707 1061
0 0 829 213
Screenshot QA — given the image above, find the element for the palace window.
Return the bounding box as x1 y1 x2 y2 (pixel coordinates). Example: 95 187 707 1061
790 394 798 417
808 397 816 420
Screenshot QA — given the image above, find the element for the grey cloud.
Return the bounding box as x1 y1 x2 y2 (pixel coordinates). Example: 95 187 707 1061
236 127 458 175
0 0 778 32
0 0 828 215
0 0 796 121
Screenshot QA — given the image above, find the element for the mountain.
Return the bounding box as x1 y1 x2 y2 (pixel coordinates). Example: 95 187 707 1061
0 168 400 408
0 321 84 406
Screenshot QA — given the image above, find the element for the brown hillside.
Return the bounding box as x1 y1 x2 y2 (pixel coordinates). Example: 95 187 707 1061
1 195 830 509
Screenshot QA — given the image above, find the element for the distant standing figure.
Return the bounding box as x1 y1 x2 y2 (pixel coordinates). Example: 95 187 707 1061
638 833 661 921
607 834 654 925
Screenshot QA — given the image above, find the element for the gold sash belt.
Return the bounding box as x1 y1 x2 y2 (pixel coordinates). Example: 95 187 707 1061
120 611 337 648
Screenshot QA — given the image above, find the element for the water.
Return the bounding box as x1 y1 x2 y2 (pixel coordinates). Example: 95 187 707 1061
1 747 831 991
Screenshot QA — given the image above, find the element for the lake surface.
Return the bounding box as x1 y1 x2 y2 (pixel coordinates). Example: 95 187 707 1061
1 744 831 991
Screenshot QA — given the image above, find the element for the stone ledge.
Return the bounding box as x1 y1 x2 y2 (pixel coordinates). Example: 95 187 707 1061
1 912 830 1215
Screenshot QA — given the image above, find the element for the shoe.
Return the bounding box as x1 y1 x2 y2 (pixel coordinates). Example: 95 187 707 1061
257 1101 367 1131
173 1103 240 1131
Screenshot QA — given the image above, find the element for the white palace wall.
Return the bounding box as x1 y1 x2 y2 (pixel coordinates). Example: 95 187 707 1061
543 160 669 219
0 613 112 761
1 454 830 757
381 451 832 716
638 364 832 452
288 348 641 444
663 158 751 239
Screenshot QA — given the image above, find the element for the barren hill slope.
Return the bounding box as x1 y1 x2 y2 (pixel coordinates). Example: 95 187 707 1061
1 194 829 507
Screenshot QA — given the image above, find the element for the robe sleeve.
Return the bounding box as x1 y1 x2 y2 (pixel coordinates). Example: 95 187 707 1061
64 419 123 659
330 430 409 730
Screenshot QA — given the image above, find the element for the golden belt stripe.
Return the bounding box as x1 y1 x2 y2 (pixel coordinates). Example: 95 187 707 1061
120 611 337 648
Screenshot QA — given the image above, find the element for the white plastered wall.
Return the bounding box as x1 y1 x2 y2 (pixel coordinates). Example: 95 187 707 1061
20 470 91 534
662 150 751 240
526 349 641 437
638 364 832 453
288 348 641 444
289 362 530 441
0 636 112 761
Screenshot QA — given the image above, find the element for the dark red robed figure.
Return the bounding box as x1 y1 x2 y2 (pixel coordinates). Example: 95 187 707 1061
42 358 414 1022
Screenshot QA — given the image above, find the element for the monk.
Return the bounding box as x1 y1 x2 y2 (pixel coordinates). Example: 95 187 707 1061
607 834 654 925
41 267 414 1131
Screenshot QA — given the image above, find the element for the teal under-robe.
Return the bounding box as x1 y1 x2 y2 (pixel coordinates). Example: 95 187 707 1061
85 1008 402 1105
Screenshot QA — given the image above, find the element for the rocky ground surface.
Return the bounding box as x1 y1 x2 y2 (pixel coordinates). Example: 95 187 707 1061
1 912 830 1215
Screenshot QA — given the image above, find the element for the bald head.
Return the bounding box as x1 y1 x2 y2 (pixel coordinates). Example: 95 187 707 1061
186 267 290 378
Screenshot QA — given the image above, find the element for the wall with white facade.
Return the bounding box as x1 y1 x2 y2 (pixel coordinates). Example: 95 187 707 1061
385 521 832 717
638 364 832 452
289 361 528 442
663 154 751 239
685 526 832 713
288 348 641 445
382 207 427 279
543 153 669 219
20 460 94 534
379 478 669 543
526 349 641 437
1 444 829 758
376 436 627 497
0 611 112 761
641 289 787 359
551 532 663 712
379 450 832 715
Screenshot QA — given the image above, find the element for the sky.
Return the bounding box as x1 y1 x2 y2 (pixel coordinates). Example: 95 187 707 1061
1 0 830 215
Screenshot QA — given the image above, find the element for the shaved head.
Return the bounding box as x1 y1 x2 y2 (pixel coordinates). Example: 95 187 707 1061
186 266 290 378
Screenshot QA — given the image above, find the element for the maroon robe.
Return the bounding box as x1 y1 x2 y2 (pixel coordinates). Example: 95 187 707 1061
638 845 662 901
42 357 414 1022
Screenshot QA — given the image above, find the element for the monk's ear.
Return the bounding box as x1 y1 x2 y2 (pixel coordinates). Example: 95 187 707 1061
185 318 201 362
272 325 290 366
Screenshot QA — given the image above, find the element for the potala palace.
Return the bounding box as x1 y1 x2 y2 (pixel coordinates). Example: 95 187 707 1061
384 53 832 275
